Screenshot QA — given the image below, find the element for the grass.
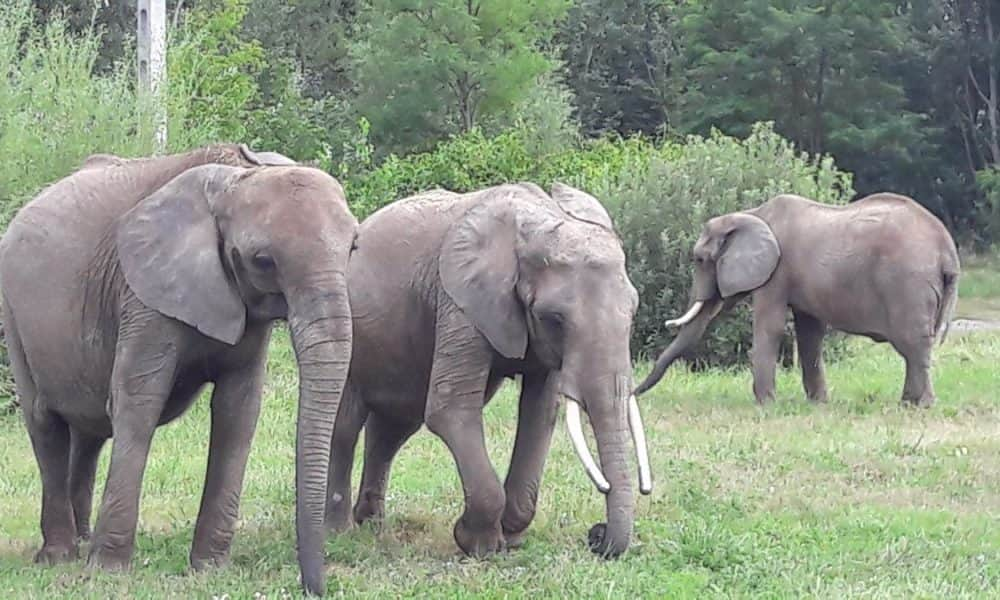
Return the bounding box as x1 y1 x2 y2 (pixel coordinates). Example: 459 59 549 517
1 327 998 599
957 254 1000 321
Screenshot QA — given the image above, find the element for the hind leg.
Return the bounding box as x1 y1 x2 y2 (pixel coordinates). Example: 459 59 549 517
894 338 936 408
8 326 78 563
353 412 420 526
69 430 106 541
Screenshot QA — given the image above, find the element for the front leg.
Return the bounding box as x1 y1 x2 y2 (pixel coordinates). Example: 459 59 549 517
501 370 558 548
88 324 179 570
189 336 268 570
424 296 505 557
750 292 788 405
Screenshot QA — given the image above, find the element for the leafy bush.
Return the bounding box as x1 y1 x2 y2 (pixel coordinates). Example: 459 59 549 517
605 122 855 365
0 0 154 229
341 123 676 219
975 167 1000 243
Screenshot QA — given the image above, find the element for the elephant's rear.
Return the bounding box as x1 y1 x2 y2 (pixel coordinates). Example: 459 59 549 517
0 169 123 416
855 193 960 343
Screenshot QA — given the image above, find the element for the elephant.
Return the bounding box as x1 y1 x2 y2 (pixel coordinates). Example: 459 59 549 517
634 193 960 407
0 143 357 596
323 182 652 559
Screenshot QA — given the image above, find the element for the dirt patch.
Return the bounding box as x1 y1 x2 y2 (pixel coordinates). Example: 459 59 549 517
950 318 1000 333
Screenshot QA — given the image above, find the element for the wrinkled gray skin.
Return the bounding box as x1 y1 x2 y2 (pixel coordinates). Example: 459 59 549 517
635 193 960 407
0 144 357 596
325 183 645 557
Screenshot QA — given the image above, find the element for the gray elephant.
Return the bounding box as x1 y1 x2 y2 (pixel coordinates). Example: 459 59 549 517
634 193 960 407
324 183 652 558
0 144 357 595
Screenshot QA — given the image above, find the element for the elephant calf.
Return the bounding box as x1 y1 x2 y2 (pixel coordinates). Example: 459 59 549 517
325 183 652 559
0 144 357 595
635 193 960 407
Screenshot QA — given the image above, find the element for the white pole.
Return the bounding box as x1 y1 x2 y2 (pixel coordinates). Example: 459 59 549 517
138 0 167 152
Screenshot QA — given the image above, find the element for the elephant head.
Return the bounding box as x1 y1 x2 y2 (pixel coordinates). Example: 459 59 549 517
440 182 652 557
116 164 357 595
633 211 781 395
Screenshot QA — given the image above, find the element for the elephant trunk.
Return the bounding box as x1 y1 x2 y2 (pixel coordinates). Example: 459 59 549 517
584 377 636 558
286 273 352 596
633 297 725 396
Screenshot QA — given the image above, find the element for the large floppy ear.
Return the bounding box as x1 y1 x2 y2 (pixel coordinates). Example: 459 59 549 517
716 213 781 298
116 164 246 345
439 194 528 359
238 143 296 166
550 181 614 230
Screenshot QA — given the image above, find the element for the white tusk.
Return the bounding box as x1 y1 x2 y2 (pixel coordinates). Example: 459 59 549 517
565 400 611 493
664 300 704 328
628 395 653 495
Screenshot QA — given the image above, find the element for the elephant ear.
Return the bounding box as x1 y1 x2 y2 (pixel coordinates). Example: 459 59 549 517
550 181 614 230
116 164 246 345
238 144 296 166
716 214 781 298
440 195 528 359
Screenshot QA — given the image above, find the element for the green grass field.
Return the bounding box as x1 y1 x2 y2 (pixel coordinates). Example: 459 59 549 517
2 276 999 597
1 330 997 598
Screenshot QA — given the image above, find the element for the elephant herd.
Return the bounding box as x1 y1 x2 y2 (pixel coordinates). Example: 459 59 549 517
0 144 960 595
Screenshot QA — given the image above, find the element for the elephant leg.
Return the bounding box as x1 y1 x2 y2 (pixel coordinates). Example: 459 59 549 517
189 360 265 571
88 331 178 571
501 371 558 548
26 409 78 565
751 294 787 404
894 338 936 408
8 321 77 564
353 412 419 526
424 296 505 557
324 386 368 534
792 310 828 403
68 430 107 541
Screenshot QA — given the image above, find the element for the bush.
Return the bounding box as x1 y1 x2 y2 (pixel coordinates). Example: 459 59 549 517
605 122 854 365
341 123 676 219
0 0 155 229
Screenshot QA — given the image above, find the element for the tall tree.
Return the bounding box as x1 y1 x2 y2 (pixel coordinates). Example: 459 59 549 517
559 0 676 137
350 0 570 154
672 0 935 204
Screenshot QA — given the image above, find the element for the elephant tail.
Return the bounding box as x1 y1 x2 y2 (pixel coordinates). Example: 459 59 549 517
935 270 959 345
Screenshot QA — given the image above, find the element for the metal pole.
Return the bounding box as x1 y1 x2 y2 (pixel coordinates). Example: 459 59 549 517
138 0 167 152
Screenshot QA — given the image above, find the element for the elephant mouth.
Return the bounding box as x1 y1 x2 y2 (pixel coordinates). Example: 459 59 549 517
563 395 653 496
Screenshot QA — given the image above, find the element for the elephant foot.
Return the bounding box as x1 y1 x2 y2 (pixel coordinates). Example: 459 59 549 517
454 518 505 557
806 389 828 403
190 551 231 572
353 495 385 527
902 391 935 409
587 523 625 559
325 494 355 534
502 527 528 549
86 546 132 572
34 542 79 565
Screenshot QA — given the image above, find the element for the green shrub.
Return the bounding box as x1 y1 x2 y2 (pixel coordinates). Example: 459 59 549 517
606 122 855 365
0 0 155 229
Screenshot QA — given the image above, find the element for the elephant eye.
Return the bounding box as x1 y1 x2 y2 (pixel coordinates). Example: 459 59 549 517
251 251 276 271
539 312 565 328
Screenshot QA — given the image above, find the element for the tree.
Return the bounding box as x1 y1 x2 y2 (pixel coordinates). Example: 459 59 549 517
672 0 935 206
558 0 676 137
350 0 570 154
